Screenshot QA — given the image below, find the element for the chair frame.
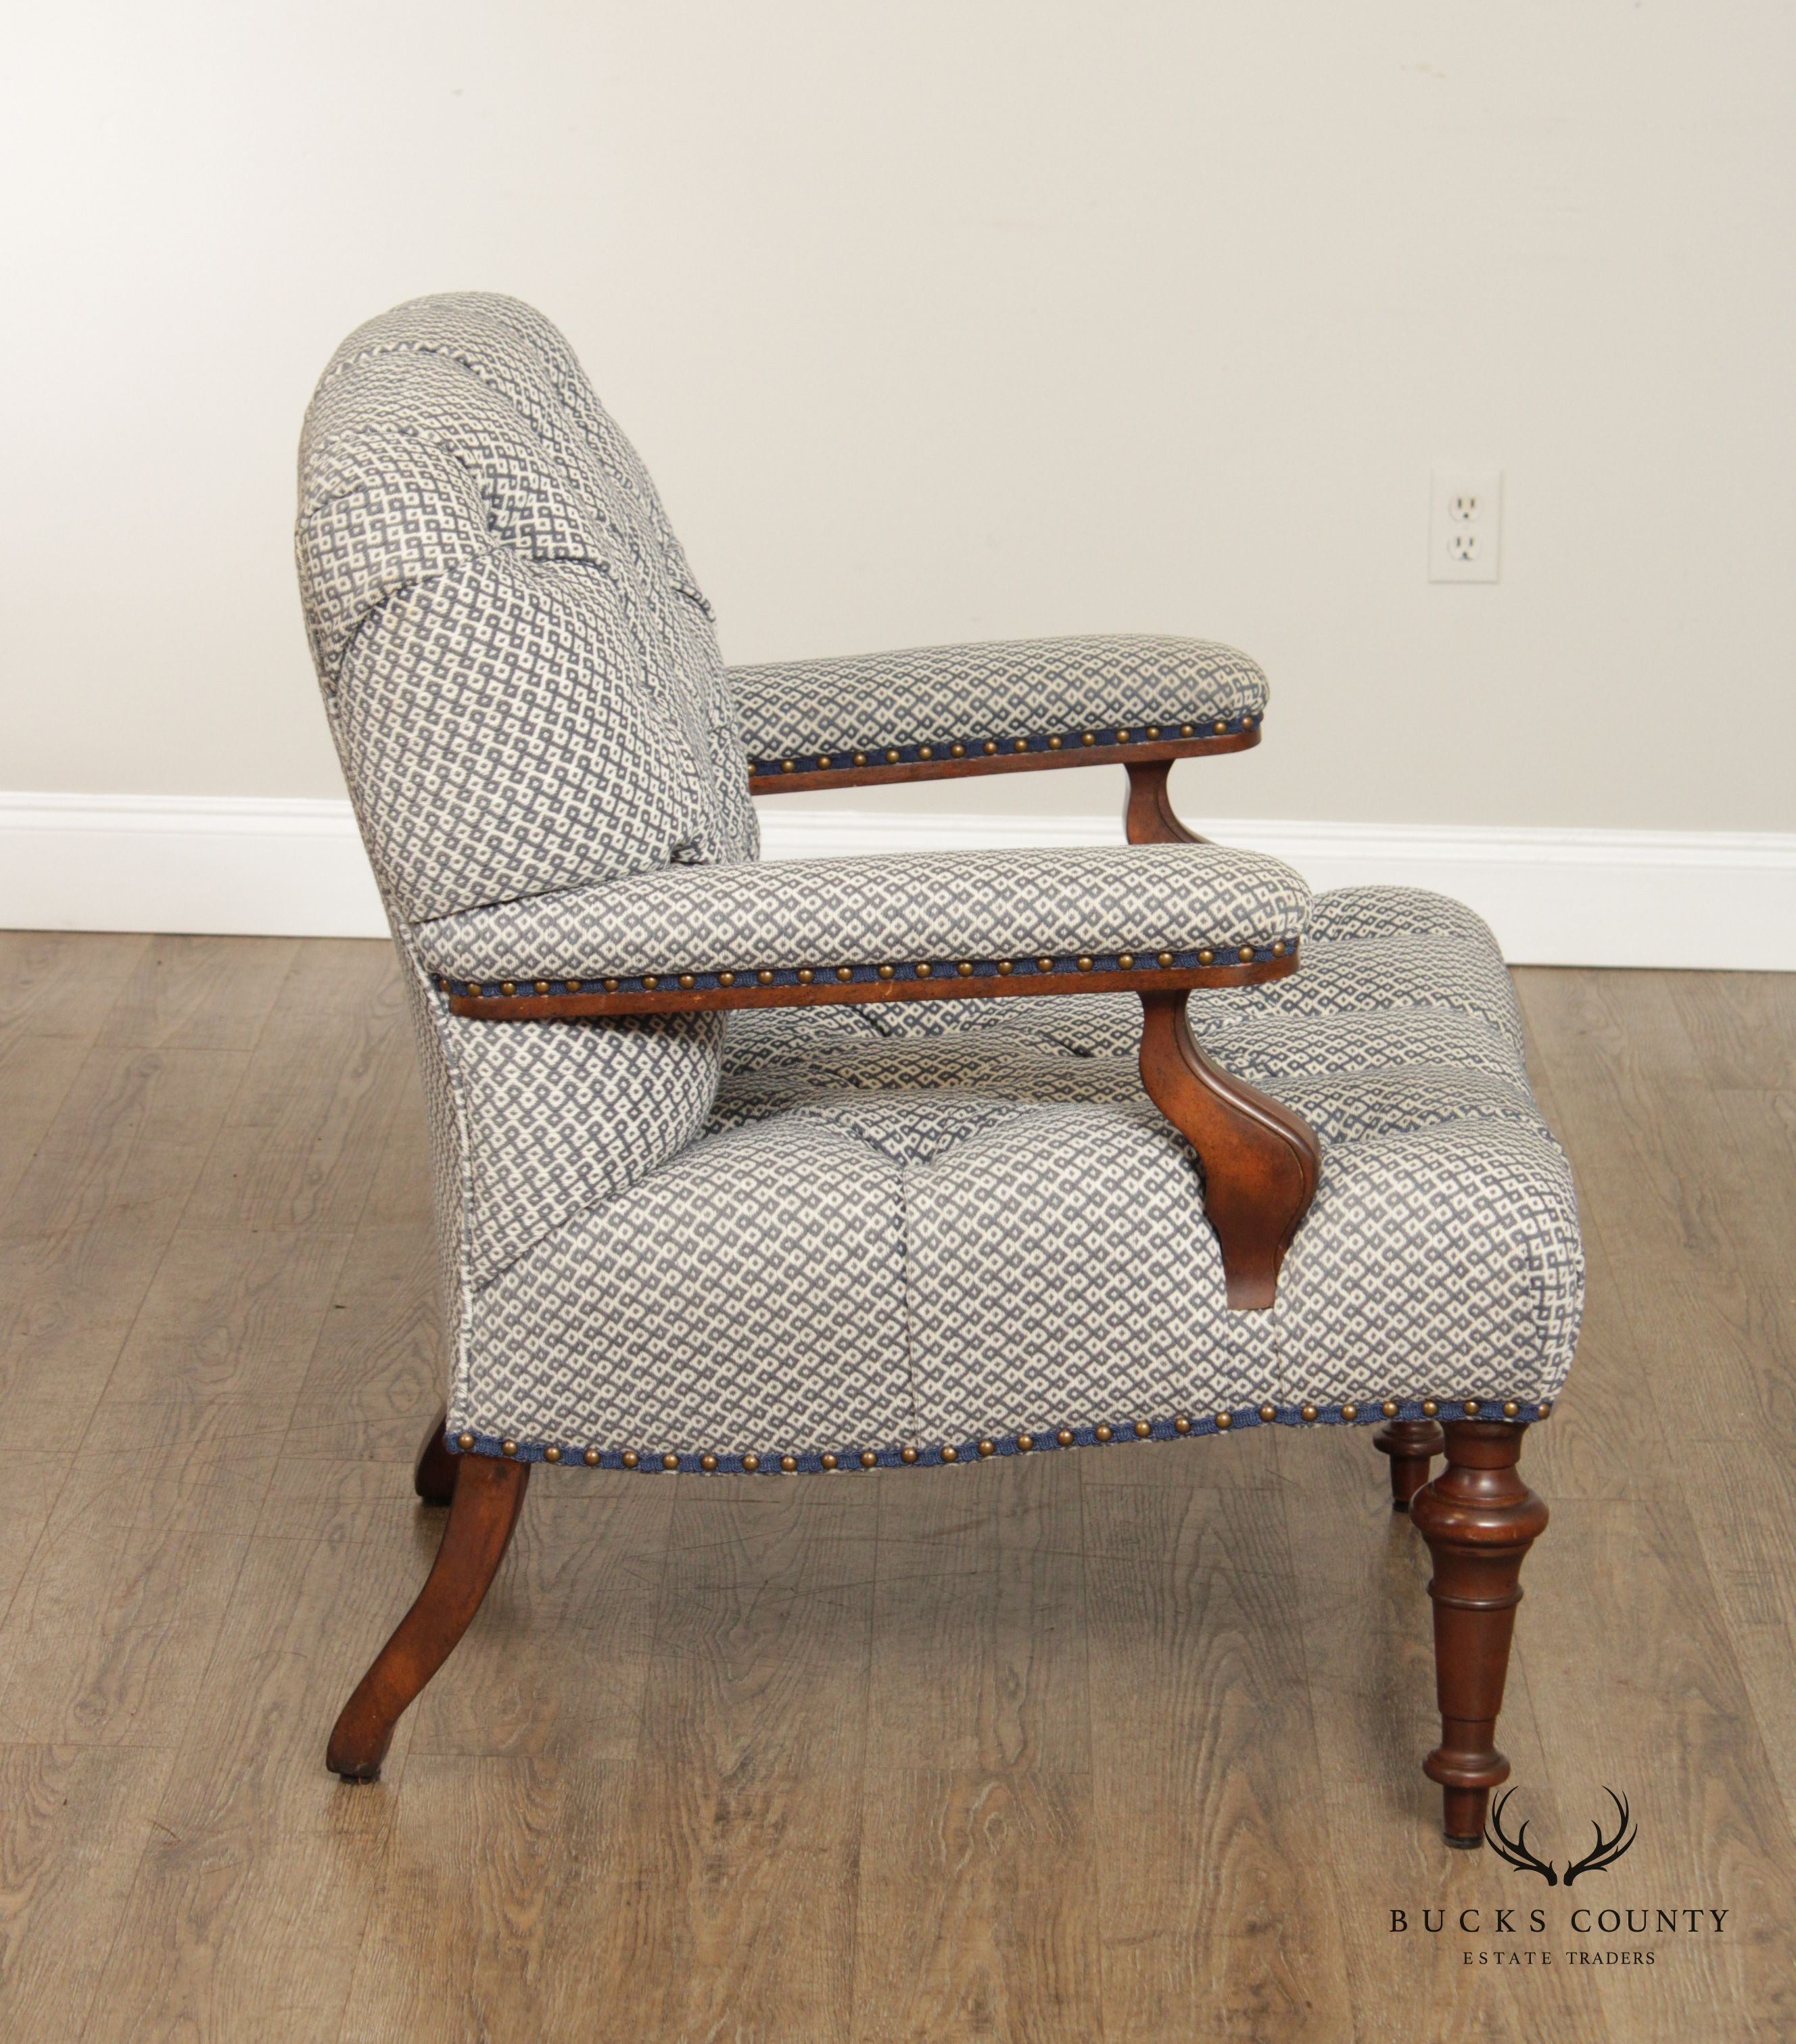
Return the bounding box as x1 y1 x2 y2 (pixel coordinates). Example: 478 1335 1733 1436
327 741 1547 1855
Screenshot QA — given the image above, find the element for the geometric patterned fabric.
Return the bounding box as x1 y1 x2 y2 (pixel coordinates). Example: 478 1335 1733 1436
296 295 1583 1476
731 635 1270 769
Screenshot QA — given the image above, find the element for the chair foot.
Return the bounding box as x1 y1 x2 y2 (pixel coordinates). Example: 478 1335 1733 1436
1411 1421 1547 1847
326 1452 529 1781
414 1407 458 1506
1372 1417 1446 1510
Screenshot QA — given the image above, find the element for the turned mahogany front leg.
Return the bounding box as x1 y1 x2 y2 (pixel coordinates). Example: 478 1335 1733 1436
413 1407 458 1506
327 1452 529 1781
1411 1422 1547 1846
1372 1417 1445 1511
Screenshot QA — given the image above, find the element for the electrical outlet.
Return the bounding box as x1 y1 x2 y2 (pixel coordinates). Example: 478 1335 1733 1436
1429 470 1502 583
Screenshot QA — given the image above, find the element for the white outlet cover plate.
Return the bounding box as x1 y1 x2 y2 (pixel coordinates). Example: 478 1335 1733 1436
1429 469 1503 583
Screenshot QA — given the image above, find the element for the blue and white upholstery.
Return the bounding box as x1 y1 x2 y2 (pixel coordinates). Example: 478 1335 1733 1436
297 293 1582 1477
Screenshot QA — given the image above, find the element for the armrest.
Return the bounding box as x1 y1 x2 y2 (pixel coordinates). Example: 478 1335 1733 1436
734 635 1269 792
419 842 1308 1016
420 843 1321 1310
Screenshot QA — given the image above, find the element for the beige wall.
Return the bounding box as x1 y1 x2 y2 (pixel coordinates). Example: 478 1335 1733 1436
5 3 1791 829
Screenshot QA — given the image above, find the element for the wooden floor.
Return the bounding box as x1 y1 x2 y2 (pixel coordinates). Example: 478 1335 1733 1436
0 932 1791 2043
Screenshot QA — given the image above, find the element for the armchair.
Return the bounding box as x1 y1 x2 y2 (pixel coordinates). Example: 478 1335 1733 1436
299 293 1581 1855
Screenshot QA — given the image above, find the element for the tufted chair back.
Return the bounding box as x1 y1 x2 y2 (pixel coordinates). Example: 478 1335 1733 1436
296 295 759 1298
296 291 757 922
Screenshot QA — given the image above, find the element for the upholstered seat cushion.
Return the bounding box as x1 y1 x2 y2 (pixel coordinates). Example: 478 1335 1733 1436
446 886 1582 1468
730 636 1268 774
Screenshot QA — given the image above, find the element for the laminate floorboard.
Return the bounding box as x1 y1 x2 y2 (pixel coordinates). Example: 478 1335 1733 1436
0 937 1790 2043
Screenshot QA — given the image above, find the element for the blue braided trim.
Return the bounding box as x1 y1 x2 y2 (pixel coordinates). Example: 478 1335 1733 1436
442 938 1298 1001
447 1399 1554 1474
748 711 1260 779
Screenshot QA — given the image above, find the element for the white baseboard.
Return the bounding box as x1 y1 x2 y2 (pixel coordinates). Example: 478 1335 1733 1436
3 791 1791 970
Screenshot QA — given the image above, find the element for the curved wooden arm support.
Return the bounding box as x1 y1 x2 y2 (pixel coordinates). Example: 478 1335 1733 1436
1137 989 1321 1310
1125 759 1208 845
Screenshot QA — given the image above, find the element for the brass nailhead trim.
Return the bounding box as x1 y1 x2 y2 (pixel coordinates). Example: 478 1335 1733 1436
501 1439 519 1456
1341 1403 1358 1421
1116 727 1131 741
1036 955 1053 972
878 964 895 979
1094 1423 1113 1444
1118 952 1134 968
1157 951 1173 967
1212 1412 1229 1431
859 1450 878 1468
679 974 695 989
661 1452 679 1471
621 1450 639 1469
718 971 735 987
1133 1419 1152 1438
1381 1400 1399 1418
1198 948 1214 965
1016 1433 1035 1452
534 980 550 993
642 974 659 990
500 982 516 995
837 966 853 981
584 1448 600 1467
757 970 774 985
957 961 974 976
901 1446 918 1464
1421 1400 1440 1418
918 745 934 759
1175 1414 1194 1433
605 977 619 991
741 1452 759 1471
1300 1404 1319 1423
1538 1402 1552 1417
1146 724 1161 738
818 755 832 769
1048 734 1062 748
941 1445 958 1462
1503 1400 1520 1418
977 1439 996 1456
885 748 901 762
950 742 966 757
915 961 931 977
1082 731 1096 745
1213 719 1227 734
821 1452 838 1471
1056 1429 1074 1446
1012 737 1029 751
568 979 582 992
782 759 796 772
1180 722 1195 736
1465 1400 1482 1416
1259 1404 1277 1422
780 1454 797 1472
1076 955 1093 972
544 1446 561 1463
997 960 1014 974
853 751 868 766
797 968 813 984
984 740 999 755
1271 942 1285 957
701 1453 718 1471
457 1432 475 1450
1237 947 1254 963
